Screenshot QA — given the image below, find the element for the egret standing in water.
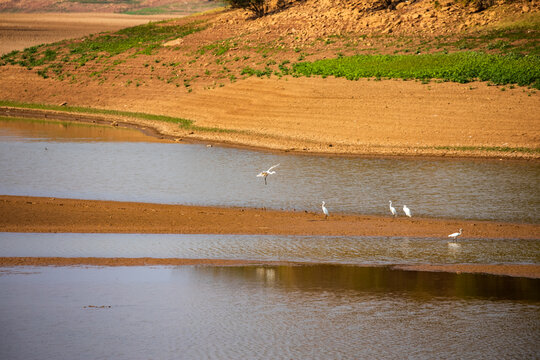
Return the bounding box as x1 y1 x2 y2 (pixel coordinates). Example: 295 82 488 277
389 201 397 217
321 201 329 219
403 205 412 217
257 164 279 185
448 228 463 241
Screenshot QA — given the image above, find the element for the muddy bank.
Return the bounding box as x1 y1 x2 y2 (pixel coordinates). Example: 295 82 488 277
1 75 538 160
2 105 539 161
1 195 538 238
0 257 278 267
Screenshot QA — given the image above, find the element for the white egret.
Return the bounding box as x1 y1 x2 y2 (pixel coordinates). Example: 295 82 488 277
403 205 411 217
448 228 463 241
321 201 329 219
256 164 279 185
389 201 397 217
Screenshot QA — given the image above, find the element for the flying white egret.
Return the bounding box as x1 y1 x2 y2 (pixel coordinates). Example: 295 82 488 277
448 228 463 241
256 164 279 185
403 205 412 217
321 201 329 219
389 200 397 217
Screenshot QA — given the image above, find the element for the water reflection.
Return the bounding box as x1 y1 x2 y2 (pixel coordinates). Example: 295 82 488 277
0 117 162 142
1 118 539 222
195 264 540 301
1 233 539 265
0 266 538 360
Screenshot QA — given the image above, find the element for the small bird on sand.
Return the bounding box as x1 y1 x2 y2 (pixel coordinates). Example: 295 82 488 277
389 201 397 217
448 228 463 241
256 164 279 185
321 201 329 219
403 205 412 217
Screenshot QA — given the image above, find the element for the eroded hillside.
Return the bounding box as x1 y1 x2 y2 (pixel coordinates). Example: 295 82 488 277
0 0 538 158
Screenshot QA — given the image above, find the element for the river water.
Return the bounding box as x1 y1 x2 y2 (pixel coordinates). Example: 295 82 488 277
1 117 539 223
1 233 539 265
0 265 538 360
0 117 539 359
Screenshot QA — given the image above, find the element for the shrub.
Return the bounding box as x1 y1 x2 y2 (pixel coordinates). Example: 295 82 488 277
224 0 269 17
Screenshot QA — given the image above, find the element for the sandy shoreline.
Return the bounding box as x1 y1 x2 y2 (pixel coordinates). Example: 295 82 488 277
1 195 539 238
1 75 539 160
1 195 538 278
2 106 540 162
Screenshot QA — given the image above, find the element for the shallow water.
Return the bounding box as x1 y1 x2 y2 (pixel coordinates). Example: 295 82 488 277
0 266 538 360
0 117 164 143
1 119 539 359
1 118 539 223
1 233 539 265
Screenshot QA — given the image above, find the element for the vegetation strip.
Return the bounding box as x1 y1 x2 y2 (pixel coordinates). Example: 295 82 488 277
433 145 540 154
293 52 540 89
1 20 206 67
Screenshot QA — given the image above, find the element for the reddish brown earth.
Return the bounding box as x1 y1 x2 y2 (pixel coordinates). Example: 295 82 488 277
1 195 538 238
1 195 539 278
1 74 539 159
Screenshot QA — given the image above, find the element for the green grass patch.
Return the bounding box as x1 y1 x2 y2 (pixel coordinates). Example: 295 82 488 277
0 46 59 68
241 66 273 78
198 40 234 56
433 145 540 154
1 21 206 72
71 21 205 59
124 6 174 15
292 52 540 88
0 100 236 134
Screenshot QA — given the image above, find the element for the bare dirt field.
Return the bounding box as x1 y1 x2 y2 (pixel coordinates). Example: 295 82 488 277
1 71 539 159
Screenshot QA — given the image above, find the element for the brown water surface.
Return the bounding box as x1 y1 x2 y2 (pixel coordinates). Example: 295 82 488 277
0 265 538 360
1 118 539 222
0 117 162 142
